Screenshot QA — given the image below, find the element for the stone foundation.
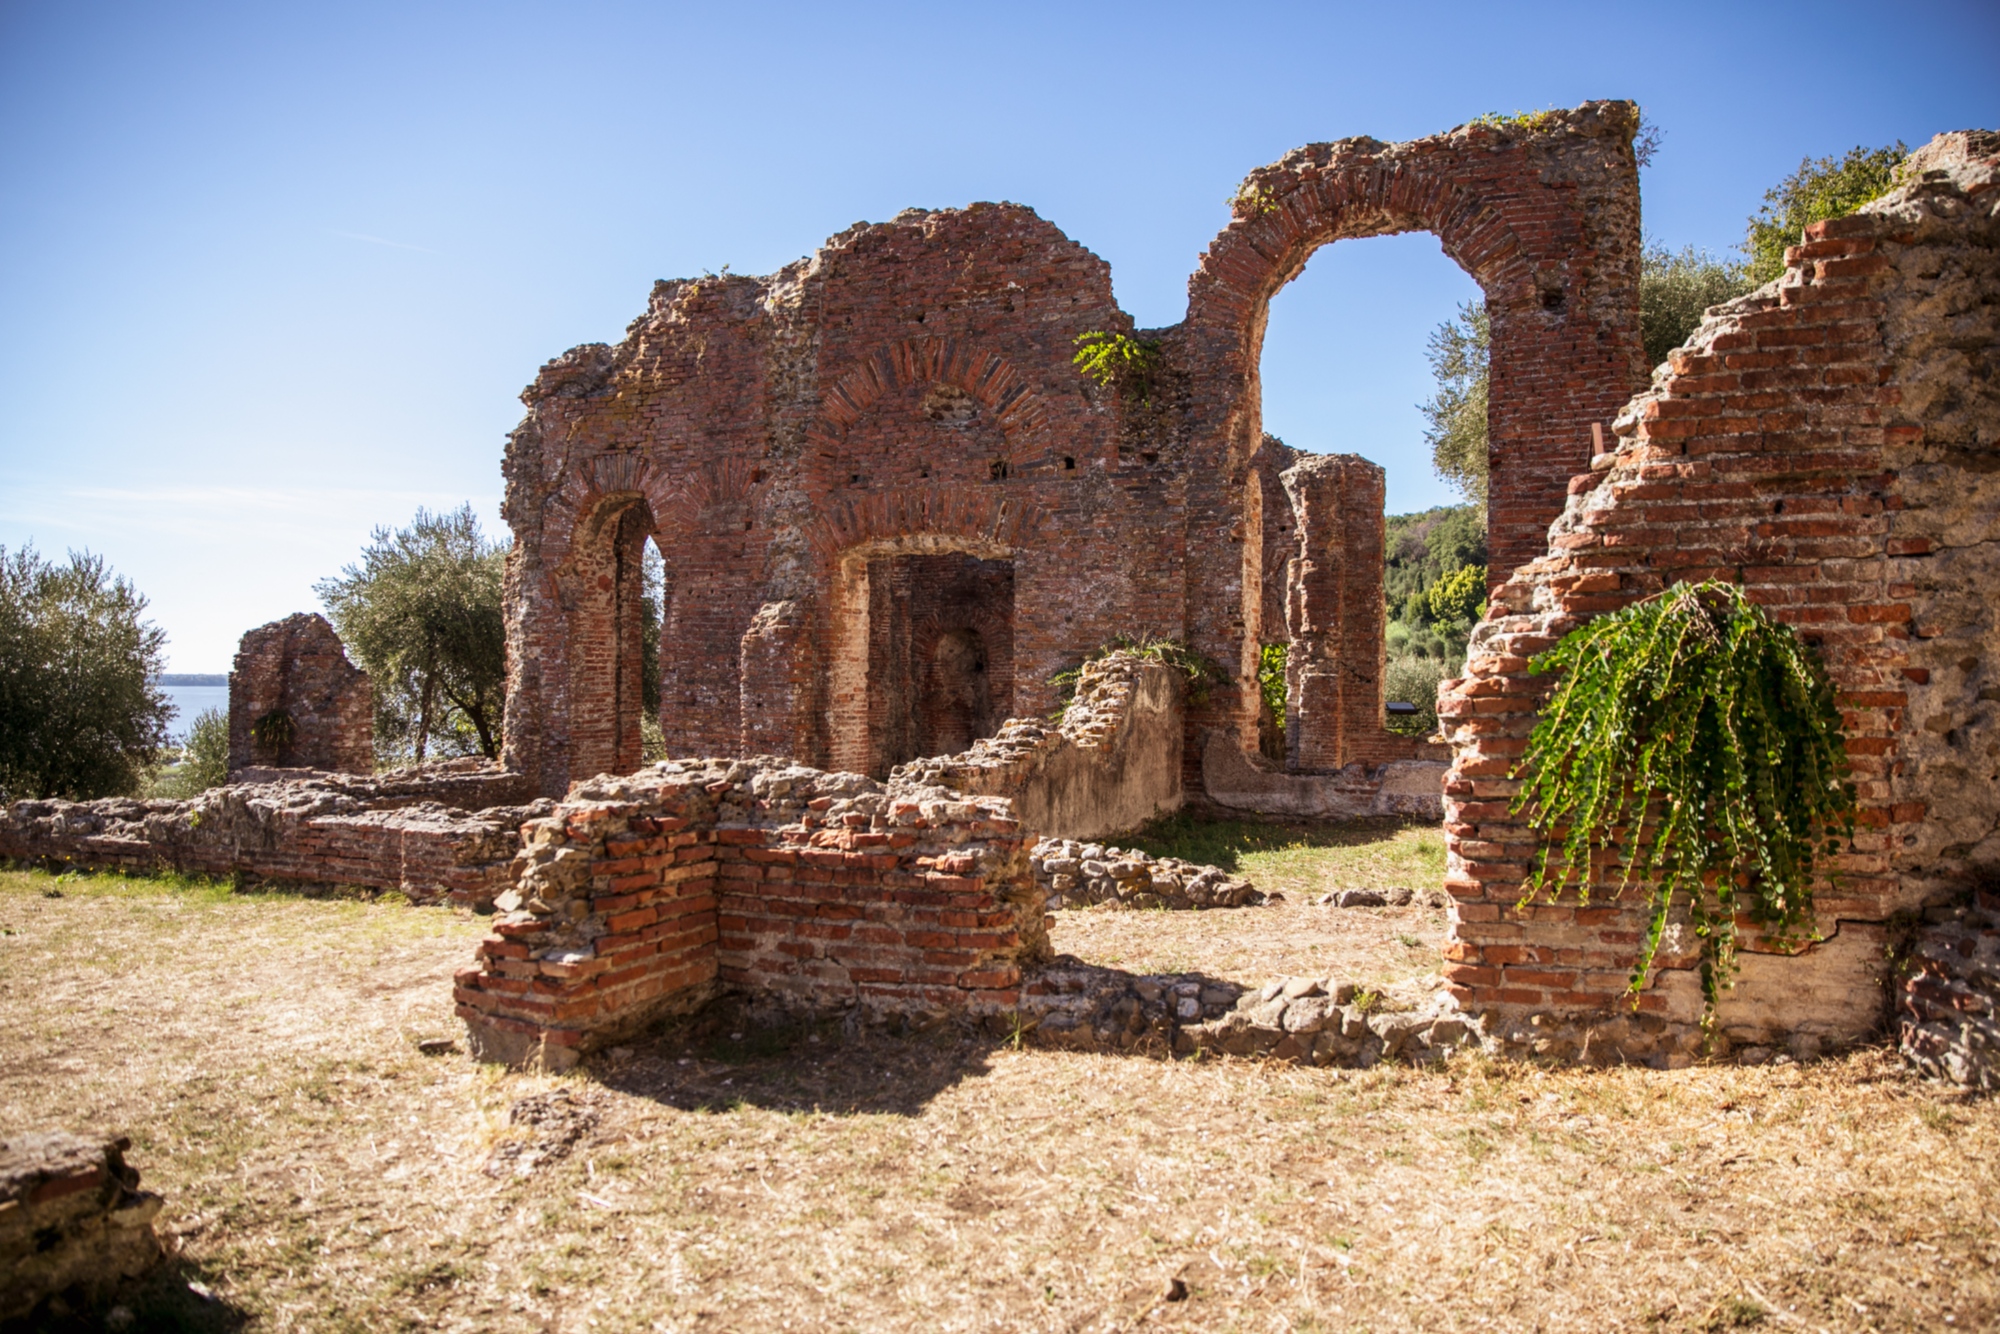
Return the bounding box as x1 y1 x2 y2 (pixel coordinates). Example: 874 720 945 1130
456 757 1045 1070
1900 890 1999 1090
0 765 543 908
0 1132 162 1323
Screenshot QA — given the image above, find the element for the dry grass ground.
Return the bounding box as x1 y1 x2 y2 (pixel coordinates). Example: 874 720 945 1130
3 829 1996 1333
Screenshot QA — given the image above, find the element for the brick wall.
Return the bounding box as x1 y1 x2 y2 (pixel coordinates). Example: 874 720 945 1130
0 770 536 908
498 105 1645 800
227 613 372 774
456 758 1043 1070
1437 130 1999 1058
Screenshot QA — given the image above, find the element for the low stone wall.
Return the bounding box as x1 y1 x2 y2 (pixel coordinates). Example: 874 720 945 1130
456 758 1046 1070
1900 890 1999 1090
1200 734 1449 820
1031 837 1263 909
0 769 542 908
892 653 1183 842
0 1132 162 1323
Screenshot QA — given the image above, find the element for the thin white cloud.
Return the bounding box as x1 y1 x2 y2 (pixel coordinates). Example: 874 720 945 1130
328 228 442 255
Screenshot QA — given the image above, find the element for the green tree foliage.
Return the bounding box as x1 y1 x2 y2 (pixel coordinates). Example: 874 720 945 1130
0 544 171 799
1383 655 1448 737
1419 301 1489 506
1425 563 1487 627
1743 143 1906 284
316 505 509 762
1512 582 1855 1013
1257 642 1287 730
152 707 229 797
1640 243 1755 367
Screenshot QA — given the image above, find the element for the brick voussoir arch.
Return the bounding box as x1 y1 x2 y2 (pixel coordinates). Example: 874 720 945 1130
540 453 763 573
811 336 1053 445
801 485 1046 570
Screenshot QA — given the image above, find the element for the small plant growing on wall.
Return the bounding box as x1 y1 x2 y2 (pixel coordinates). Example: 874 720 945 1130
1072 331 1162 403
1048 635 1224 720
1510 580 1855 1015
250 707 298 761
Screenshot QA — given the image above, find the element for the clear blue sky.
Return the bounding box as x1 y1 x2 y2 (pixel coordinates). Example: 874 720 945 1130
2 1 1993 670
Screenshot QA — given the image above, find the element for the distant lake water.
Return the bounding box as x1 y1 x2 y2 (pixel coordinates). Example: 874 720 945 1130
160 683 229 742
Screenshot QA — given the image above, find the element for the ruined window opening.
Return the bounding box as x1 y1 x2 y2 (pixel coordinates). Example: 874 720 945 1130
567 498 660 784
1063 455 1076 471
988 458 1009 481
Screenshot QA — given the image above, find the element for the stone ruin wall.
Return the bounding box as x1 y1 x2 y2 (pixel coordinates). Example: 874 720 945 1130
1437 130 2000 1063
456 759 1044 1070
227 613 373 774
498 102 1647 811
0 764 542 908
894 652 1184 842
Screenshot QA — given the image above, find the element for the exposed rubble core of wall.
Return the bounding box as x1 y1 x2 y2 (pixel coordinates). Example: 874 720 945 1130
892 652 1183 841
456 757 1046 1070
228 613 373 774
498 104 1643 807
0 765 543 908
0 1132 162 1323
1437 130 2000 1065
1900 889 1999 1090
1032 837 1263 910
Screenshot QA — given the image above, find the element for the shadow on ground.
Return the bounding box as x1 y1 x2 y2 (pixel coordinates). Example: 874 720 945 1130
1122 813 1421 872
581 962 1249 1118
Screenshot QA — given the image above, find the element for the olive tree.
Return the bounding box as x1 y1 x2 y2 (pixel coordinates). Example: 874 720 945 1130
0 544 171 799
316 505 509 762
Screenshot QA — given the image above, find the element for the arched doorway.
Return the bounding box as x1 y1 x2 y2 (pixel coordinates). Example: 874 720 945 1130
826 541 1016 778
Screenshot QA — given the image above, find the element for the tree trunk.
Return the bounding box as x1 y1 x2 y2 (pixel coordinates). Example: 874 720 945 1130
414 648 436 764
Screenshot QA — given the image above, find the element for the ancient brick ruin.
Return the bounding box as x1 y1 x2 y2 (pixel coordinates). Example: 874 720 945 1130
0 1132 162 1323
9 110 1993 1086
1438 130 2000 1065
498 101 1646 810
228 613 373 774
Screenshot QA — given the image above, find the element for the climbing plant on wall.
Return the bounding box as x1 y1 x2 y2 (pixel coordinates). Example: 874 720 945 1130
1510 581 1856 1014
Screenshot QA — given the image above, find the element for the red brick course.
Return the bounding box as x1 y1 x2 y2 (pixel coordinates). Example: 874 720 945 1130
1437 130 2000 1056
456 758 1047 1069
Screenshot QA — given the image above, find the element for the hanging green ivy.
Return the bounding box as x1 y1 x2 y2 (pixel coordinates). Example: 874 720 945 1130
1510 580 1856 1015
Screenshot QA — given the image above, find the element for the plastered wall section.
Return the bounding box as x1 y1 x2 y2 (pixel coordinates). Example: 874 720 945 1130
1436 130 2000 1051
891 652 1185 842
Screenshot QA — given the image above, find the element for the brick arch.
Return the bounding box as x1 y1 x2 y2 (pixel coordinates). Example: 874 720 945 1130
799 484 1046 570
806 336 1053 450
1184 117 1644 586
1172 104 1646 764
536 452 772 773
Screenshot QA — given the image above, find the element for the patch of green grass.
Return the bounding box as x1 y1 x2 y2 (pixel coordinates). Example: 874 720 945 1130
1 864 246 904
1120 814 1446 895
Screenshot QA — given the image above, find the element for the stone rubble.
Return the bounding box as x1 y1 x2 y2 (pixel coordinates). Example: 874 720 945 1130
1030 837 1264 910
1018 960 1485 1068
1900 890 1999 1091
0 1132 163 1323
1310 886 1448 909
